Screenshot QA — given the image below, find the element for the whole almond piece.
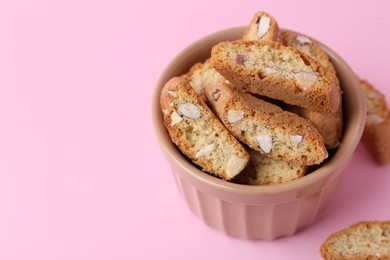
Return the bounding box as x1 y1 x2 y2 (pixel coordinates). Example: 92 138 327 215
256 134 273 153
178 102 201 119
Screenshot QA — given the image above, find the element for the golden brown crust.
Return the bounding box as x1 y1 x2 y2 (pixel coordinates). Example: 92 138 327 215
182 59 226 103
320 221 390 260
360 80 390 165
362 114 390 165
182 62 207 101
280 31 337 78
238 148 307 185
210 40 341 114
361 80 389 119
278 31 343 149
288 104 343 149
242 11 279 42
204 82 328 165
160 76 250 180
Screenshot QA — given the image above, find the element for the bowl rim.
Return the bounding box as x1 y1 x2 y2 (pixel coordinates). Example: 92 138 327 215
152 26 366 195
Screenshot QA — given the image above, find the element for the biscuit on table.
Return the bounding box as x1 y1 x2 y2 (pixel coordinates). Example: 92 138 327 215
360 80 390 165
320 221 390 259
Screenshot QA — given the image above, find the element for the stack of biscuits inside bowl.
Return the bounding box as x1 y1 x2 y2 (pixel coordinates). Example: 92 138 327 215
160 11 345 185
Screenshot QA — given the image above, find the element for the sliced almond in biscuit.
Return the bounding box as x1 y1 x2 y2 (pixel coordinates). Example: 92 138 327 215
256 134 273 154
295 72 317 90
178 102 201 119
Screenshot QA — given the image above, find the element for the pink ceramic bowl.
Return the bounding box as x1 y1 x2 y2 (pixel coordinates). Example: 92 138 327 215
152 27 366 240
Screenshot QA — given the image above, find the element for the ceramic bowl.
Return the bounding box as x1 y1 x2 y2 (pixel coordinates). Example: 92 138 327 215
152 27 366 240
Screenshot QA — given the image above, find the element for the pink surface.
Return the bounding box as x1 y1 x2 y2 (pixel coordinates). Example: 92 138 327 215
0 0 389 259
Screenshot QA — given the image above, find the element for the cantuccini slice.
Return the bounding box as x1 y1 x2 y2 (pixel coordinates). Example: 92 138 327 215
160 77 250 180
210 40 341 113
300 107 342 149
242 11 279 42
236 148 307 185
287 104 343 149
280 31 337 78
183 59 226 103
244 28 343 148
320 221 390 260
279 31 343 148
360 80 390 165
204 82 328 165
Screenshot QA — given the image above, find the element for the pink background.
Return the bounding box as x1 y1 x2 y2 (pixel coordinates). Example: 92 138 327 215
0 0 389 259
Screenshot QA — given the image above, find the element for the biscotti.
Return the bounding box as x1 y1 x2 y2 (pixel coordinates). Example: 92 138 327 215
186 59 309 183
243 26 343 148
280 31 337 78
204 82 328 165
320 221 390 259
244 16 336 79
278 31 343 149
242 11 279 42
210 40 341 114
288 104 343 149
183 59 226 103
160 76 250 180
238 148 307 185
360 80 390 165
